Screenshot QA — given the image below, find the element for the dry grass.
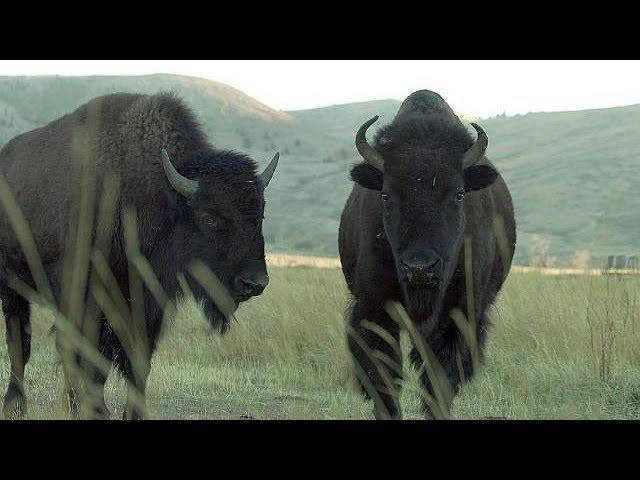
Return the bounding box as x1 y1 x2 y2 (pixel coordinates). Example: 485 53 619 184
2 267 640 419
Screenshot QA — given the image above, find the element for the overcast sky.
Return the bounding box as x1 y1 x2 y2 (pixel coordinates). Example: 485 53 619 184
1 60 639 118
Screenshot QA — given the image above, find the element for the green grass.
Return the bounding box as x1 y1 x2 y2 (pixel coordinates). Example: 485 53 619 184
1 267 640 420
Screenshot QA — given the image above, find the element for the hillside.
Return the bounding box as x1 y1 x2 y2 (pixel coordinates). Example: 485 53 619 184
0 74 637 267
482 106 640 265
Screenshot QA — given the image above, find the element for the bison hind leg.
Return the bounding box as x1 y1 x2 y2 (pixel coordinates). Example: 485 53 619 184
2 286 32 419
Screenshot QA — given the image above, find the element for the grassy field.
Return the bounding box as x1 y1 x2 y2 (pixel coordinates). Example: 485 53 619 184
1 266 640 420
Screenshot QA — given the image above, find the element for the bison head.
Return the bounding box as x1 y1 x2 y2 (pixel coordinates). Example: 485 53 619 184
160 148 278 332
350 93 497 320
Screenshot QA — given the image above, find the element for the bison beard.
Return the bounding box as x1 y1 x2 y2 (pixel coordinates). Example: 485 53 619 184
201 293 235 334
401 281 447 338
401 282 445 334
185 271 238 334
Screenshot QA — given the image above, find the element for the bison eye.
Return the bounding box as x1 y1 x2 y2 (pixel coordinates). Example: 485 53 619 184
455 191 465 203
381 192 389 202
200 214 218 228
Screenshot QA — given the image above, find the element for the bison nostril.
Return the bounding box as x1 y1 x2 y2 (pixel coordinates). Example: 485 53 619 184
235 276 267 299
425 257 441 270
251 281 265 294
401 253 443 288
241 279 259 292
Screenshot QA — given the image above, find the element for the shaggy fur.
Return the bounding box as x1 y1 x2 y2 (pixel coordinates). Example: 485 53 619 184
0 92 274 419
339 90 516 419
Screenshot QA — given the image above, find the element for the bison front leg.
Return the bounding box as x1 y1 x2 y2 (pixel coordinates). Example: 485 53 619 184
121 293 164 420
58 354 111 420
347 300 403 420
410 312 488 419
55 328 87 419
121 349 151 420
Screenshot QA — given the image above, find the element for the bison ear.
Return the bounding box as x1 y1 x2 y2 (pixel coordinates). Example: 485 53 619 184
463 164 498 192
350 163 383 191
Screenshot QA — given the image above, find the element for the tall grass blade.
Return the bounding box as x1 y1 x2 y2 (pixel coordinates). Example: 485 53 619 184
383 300 453 419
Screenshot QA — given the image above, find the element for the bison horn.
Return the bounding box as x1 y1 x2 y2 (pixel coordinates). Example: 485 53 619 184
161 149 199 198
259 152 279 190
462 123 488 167
356 116 385 172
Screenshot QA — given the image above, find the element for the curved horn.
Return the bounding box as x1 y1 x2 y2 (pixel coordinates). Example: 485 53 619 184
259 152 279 190
161 149 199 198
356 116 384 172
462 123 489 167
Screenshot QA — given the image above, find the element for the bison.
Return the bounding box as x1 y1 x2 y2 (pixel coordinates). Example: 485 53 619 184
339 90 516 419
0 92 279 419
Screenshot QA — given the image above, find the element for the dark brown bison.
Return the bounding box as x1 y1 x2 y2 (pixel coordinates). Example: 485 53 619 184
339 90 516 419
0 92 279 419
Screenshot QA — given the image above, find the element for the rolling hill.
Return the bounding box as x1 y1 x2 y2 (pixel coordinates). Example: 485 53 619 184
0 73 637 267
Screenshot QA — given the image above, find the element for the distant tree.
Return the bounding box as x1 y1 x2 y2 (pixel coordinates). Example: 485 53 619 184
530 234 557 268
565 249 591 269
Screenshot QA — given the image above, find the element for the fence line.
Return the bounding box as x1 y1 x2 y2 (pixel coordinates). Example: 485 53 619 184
510 265 640 276
265 253 640 276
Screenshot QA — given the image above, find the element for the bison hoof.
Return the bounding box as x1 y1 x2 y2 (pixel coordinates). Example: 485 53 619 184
90 401 111 420
122 409 145 420
96 406 111 420
373 405 402 420
2 390 27 419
